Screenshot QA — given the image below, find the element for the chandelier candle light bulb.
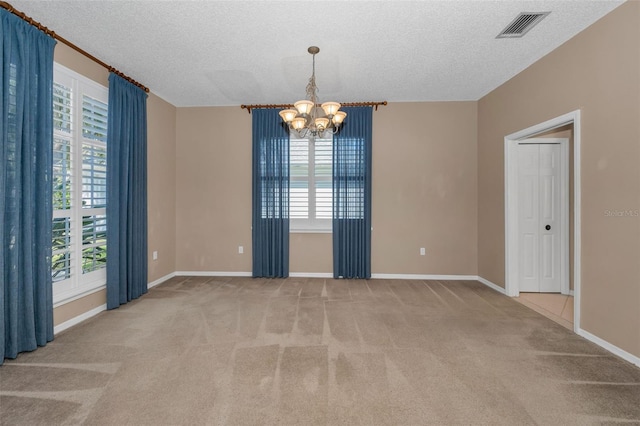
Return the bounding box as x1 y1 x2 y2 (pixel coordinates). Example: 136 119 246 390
279 46 346 138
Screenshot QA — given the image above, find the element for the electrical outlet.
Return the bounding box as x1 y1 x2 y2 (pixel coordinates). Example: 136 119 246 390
420 247 426 256
238 246 244 254
152 251 158 260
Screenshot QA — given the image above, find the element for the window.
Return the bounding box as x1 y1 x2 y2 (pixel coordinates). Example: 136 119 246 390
52 63 108 304
290 136 332 232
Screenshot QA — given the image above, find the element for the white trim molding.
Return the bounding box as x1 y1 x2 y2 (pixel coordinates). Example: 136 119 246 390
476 276 507 295
371 274 507 295
290 272 333 278
174 271 495 285
148 272 176 289
175 271 252 277
503 109 582 331
54 304 106 335
371 273 478 281
577 328 640 368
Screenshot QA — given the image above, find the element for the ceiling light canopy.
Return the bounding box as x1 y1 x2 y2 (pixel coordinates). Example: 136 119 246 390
279 46 346 138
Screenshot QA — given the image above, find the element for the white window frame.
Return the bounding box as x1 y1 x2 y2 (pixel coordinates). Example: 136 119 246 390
290 136 333 233
52 63 108 306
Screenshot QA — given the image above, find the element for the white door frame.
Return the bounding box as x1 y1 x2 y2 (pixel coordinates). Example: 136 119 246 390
504 110 581 332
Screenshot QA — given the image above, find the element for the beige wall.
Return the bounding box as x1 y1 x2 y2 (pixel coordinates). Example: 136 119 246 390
290 233 332 273
175 107 253 272
52 44 176 327
372 102 478 275
478 1 640 357
175 102 478 276
147 92 177 282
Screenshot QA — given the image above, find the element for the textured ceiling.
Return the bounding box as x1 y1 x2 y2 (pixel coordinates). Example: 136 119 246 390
8 0 625 107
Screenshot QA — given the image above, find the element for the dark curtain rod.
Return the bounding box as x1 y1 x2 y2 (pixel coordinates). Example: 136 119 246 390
0 1 149 93
241 101 388 114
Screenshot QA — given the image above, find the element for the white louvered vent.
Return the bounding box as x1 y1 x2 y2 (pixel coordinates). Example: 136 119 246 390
497 12 550 38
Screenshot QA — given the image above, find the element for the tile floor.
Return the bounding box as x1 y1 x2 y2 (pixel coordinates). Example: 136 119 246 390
515 292 574 330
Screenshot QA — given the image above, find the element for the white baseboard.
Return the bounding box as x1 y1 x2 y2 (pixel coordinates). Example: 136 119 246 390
371 273 478 281
174 271 491 284
54 304 106 335
476 276 507 295
175 270 252 277
577 328 640 368
148 272 176 288
54 273 177 335
176 271 332 278
290 272 333 278
372 274 507 297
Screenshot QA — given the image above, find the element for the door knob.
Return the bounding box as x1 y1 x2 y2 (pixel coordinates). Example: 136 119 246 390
545 225 551 230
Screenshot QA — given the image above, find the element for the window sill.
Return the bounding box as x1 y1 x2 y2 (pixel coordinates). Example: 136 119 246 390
290 228 332 234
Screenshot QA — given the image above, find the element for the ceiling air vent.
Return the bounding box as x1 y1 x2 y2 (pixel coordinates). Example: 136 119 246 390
497 12 550 38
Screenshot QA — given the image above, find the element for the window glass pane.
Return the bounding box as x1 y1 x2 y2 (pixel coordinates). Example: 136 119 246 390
82 215 107 246
316 180 332 220
53 82 72 133
290 180 309 219
53 137 72 210
290 138 309 177
82 95 108 142
315 138 332 178
82 143 107 208
82 246 107 274
52 217 72 282
82 215 107 273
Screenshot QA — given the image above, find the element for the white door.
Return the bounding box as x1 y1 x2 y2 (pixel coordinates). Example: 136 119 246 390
518 142 562 292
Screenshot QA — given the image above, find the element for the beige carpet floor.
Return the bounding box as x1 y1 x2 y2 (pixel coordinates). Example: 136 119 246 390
1 277 639 425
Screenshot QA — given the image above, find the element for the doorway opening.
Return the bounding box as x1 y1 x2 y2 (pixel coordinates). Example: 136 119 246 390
504 110 581 332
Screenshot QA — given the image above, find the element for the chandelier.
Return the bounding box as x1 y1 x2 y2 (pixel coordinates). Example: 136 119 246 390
279 46 346 138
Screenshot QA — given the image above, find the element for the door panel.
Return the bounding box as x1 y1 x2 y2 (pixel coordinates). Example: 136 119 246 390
538 143 561 292
518 142 561 293
518 144 540 292
523 233 536 279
